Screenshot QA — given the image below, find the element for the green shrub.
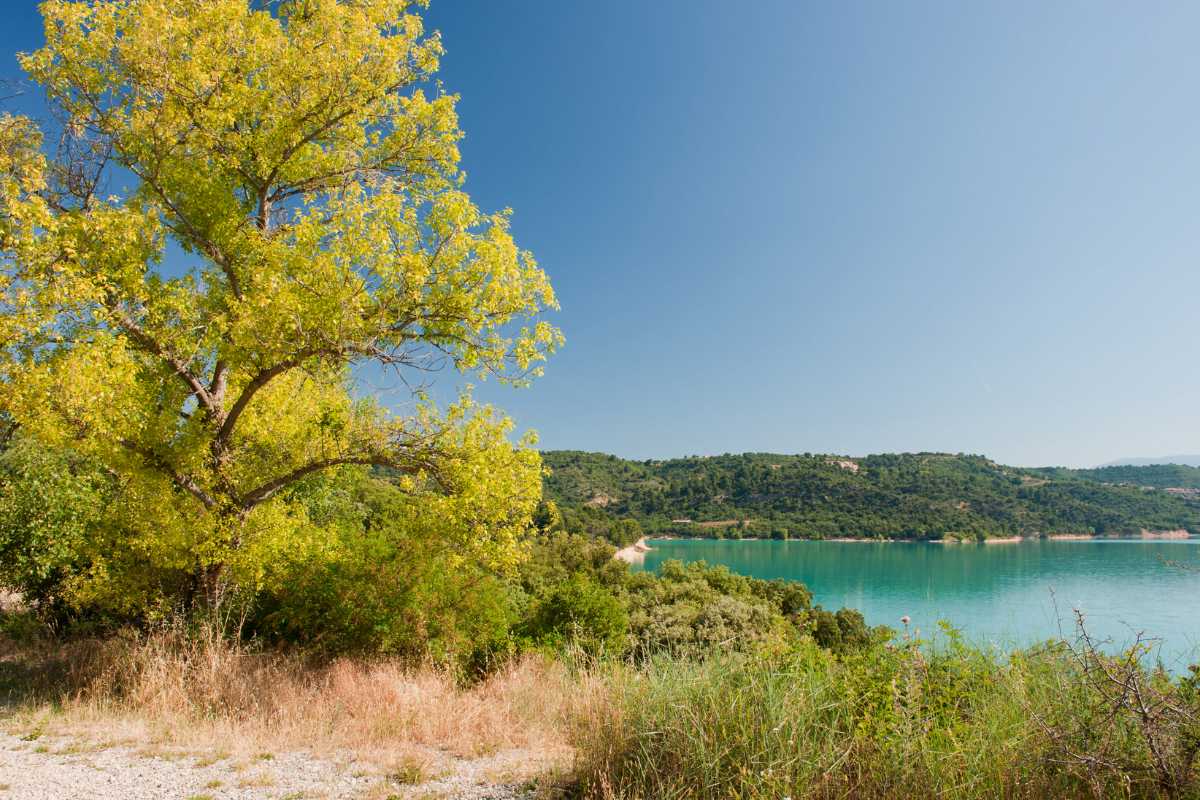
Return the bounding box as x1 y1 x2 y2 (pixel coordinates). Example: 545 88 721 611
802 605 890 656
526 577 627 654
251 474 517 670
0 438 108 617
623 560 808 658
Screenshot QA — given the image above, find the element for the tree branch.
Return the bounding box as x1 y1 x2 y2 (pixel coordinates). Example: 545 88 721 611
215 359 304 456
215 342 389 454
1159 553 1200 572
209 360 229 408
106 300 217 415
118 438 218 509
240 455 417 509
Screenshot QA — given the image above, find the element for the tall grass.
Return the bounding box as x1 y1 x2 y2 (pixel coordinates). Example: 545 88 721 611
0 619 602 771
572 630 1200 800
4 617 1197 799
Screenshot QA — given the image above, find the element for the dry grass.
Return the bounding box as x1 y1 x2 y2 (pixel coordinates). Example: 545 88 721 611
0 625 608 777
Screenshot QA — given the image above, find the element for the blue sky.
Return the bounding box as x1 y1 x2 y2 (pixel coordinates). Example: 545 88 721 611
5 1 1200 468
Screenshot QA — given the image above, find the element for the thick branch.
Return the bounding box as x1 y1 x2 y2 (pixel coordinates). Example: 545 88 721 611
215 359 303 455
216 342 386 453
240 455 417 509
209 360 229 408
106 300 217 415
118 438 218 509
0 420 20 452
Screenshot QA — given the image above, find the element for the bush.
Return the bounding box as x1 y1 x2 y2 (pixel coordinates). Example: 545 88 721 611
526 577 627 655
624 560 805 658
802 605 889 656
0 438 108 617
251 474 517 671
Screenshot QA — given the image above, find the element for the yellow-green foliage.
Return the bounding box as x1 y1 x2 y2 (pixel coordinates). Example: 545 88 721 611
0 0 559 612
253 470 519 668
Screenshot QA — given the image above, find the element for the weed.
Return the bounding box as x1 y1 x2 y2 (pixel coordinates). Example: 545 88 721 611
390 754 428 785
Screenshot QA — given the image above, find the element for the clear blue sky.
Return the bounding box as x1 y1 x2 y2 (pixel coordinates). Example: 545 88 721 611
5 1 1200 468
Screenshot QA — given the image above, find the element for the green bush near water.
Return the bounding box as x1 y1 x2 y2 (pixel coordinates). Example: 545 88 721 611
573 626 1200 800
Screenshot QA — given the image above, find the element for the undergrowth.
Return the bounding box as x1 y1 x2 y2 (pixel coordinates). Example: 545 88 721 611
1 615 1197 800
571 622 1200 800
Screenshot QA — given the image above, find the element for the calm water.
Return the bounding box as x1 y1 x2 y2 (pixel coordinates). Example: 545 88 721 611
633 538 1200 664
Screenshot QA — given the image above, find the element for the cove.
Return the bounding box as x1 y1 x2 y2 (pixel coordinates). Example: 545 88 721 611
631 538 1200 664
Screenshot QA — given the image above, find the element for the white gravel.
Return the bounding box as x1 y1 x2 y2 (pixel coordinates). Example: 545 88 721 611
0 732 556 799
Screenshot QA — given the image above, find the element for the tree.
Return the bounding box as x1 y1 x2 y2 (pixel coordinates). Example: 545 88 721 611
0 0 561 611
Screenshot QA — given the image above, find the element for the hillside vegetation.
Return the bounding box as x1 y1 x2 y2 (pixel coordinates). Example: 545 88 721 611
1063 463 1200 490
541 450 1200 541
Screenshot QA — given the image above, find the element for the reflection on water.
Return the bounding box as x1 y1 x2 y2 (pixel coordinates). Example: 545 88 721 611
633 538 1200 664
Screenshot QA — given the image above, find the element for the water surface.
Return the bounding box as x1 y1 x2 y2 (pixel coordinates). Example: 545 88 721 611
633 538 1200 663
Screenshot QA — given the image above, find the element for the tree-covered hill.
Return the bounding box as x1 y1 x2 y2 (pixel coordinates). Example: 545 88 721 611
541 451 1200 541
1053 463 1200 490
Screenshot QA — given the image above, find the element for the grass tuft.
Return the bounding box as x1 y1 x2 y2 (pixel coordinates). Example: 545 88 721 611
390 753 428 785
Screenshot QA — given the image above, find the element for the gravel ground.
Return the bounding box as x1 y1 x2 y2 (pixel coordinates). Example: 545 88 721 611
0 732 558 799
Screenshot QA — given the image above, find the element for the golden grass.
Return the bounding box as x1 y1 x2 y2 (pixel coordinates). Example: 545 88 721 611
0 626 608 778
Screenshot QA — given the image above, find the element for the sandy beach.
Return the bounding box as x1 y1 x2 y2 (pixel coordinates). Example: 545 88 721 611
614 537 653 564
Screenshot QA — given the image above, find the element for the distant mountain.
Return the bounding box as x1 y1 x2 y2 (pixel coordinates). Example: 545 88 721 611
1094 455 1200 468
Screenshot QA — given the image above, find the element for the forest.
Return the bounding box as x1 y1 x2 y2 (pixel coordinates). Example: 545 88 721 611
541 450 1200 542
1064 462 1200 490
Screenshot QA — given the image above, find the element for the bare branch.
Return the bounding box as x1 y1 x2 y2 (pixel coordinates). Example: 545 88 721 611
1159 552 1200 572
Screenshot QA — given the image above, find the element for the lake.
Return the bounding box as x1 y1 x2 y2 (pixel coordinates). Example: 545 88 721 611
632 538 1200 664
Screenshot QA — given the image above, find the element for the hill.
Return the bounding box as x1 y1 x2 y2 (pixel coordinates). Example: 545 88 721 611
1093 455 1200 468
1054 463 1200 491
540 451 1200 541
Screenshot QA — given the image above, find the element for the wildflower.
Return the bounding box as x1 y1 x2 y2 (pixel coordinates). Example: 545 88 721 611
901 616 911 624
914 628 920 636
772 725 783 732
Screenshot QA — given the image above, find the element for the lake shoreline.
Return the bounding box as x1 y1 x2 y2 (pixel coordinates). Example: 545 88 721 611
614 537 654 564
642 532 1196 544
629 537 1200 660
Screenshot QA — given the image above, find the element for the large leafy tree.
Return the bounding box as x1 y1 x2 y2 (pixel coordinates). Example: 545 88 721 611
0 0 561 610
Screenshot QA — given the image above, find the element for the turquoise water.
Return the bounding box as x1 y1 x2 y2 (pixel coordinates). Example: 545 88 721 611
633 538 1200 664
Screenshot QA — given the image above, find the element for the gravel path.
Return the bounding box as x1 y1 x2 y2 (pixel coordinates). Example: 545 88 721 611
0 732 556 799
